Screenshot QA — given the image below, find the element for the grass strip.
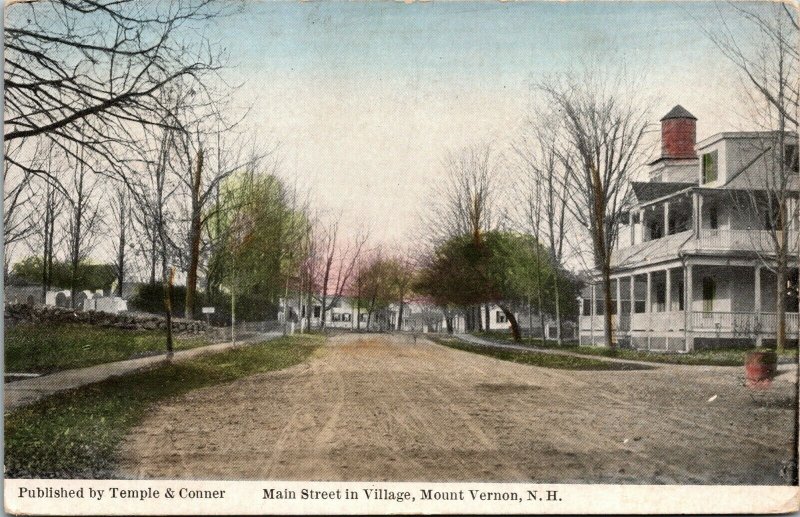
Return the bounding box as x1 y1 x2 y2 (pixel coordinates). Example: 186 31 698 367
5 323 212 374
472 331 799 366
431 336 645 371
5 334 323 478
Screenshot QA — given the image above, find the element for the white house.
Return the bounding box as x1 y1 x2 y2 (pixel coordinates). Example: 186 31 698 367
278 295 470 333
579 106 800 351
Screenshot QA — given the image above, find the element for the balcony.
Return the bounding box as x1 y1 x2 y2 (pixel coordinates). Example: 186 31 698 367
693 229 799 254
611 229 800 268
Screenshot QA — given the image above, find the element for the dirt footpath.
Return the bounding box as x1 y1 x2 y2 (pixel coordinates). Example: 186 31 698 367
118 333 797 484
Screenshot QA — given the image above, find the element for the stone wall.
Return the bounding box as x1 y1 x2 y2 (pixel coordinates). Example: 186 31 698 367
4 303 208 333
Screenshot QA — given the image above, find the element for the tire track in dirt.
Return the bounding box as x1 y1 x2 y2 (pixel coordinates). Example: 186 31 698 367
118 333 796 484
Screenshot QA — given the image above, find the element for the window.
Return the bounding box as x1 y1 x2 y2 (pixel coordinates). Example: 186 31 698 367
332 313 342 322
702 277 715 313
301 305 306 317
341 313 352 322
650 222 662 240
313 306 321 318
360 313 368 322
582 298 591 316
702 151 718 184
496 310 507 323
708 206 718 230
655 283 666 312
786 144 799 174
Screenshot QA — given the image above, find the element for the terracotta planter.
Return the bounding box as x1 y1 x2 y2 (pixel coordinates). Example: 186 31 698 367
745 349 778 389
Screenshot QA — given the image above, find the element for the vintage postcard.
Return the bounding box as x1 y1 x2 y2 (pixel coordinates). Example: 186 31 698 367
3 0 799 514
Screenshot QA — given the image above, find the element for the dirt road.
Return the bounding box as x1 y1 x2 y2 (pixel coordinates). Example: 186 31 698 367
118 333 797 484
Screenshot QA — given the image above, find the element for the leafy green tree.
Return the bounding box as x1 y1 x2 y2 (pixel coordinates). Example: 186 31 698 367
12 256 114 292
417 231 573 341
205 171 308 322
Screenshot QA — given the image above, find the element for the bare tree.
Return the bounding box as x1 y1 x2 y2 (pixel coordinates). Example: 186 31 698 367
427 143 503 331
429 143 501 246
703 2 799 352
538 69 651 349
63 146 102 307
4 0 236 183
513 112 571 345
109 185 132 297
314 215 368 330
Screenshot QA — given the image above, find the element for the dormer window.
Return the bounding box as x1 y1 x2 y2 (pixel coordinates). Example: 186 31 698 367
702 151 718 184
785 144 799 174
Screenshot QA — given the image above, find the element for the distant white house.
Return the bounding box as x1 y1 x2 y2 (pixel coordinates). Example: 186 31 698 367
278 294 573 339
579 105 800 351
278 295 470 333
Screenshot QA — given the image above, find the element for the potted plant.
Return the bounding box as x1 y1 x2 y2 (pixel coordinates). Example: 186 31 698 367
745 347 778 389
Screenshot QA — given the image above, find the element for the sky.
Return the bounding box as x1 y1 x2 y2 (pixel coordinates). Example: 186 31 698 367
203 1 762 248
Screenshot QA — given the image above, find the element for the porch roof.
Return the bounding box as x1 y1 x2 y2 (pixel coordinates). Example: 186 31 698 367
630 181 695 205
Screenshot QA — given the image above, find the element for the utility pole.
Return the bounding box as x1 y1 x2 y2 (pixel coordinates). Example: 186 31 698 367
231 252 236 347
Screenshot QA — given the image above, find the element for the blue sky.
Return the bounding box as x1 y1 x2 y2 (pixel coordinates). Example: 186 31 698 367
209 2 763 245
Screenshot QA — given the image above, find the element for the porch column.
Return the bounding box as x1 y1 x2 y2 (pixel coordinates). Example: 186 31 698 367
755 264 763 347
693 192 703 236
590 283 595 345
664 202 671 236
646 271 652 350
630 212 636 245
685 263 694 351
630 275 636 315
639 208 647 243
630 275 636 348
665 267 672 314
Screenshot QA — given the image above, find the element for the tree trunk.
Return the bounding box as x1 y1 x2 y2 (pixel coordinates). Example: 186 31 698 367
476 305 483 331
398 299 405 331
116 195 126 298
602 260 615 349
164 267 174 356
149 232 158 285
305 290 313 332
185 149 204 319
499 305 521 342
553 273 562 345
776 252 787 353
484 304 490 332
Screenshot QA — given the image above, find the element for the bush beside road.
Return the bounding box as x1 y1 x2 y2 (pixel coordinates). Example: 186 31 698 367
472 331 799 366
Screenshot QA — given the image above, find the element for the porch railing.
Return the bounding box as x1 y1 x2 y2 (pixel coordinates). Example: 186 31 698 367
581 311 800 335
695 229 799 254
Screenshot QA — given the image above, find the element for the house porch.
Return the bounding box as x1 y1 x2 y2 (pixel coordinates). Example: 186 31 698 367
578 262 800 351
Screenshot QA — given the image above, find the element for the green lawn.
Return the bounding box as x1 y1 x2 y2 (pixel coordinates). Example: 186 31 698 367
471 330 799 366
5 334 323 478
431 336 646 371
5 323 212 374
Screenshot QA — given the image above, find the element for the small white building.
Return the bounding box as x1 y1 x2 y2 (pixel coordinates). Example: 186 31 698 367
579 106 799 351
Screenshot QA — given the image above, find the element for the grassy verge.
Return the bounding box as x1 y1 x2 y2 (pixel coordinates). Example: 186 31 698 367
431 336 644 371
5 323 212 374
471 331 799 366
5 334 323 478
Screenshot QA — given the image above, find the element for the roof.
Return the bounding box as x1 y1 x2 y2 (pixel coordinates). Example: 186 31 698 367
660 105 696 121
630 181 695 203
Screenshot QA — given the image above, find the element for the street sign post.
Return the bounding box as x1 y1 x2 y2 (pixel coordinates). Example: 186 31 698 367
202 307 215 326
